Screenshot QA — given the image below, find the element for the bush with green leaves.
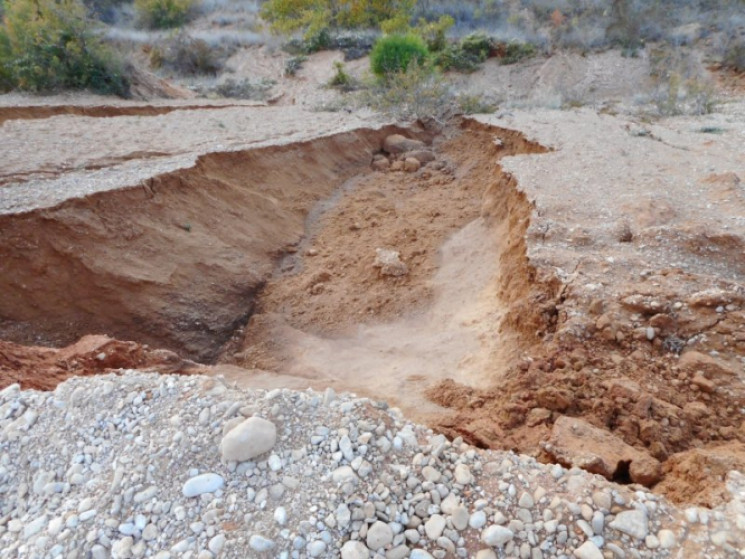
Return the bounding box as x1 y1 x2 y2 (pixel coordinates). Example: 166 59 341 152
135 0 196 29
370 33 429 77
0 0 129 95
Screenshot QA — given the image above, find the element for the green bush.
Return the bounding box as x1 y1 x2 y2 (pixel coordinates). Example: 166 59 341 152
370 33 428 77
0 0 129 95
135 0 196 29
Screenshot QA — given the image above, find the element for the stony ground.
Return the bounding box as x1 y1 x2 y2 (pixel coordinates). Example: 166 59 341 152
1 373 745 558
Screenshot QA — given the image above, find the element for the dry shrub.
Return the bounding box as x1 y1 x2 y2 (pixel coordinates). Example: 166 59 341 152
150 33 222 75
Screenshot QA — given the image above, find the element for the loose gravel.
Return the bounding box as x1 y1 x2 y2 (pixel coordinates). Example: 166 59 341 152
1 372 744 558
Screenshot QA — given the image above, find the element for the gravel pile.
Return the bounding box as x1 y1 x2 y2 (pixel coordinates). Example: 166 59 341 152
1 372 744 558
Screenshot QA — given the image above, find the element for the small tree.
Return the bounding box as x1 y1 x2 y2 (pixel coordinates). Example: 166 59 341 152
0 0 129 95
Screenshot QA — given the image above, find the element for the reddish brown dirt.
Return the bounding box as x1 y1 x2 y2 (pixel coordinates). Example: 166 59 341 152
0 125 422 362
0 335 193 391
227 121 548 372
2 113 744 508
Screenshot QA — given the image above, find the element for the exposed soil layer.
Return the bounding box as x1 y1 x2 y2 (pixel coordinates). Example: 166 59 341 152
0 124 425 362
0 335 194 390
2 107 745 509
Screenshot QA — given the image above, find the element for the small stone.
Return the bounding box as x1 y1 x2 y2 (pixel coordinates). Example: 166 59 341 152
220 417 277 462
475 551 497 559
518 493 534 508
573 540 603 559
183 473 224 498
332 466 358 485
454 464 473 485
658 529 676 549
591 511 604 534
451 506 469 531
481 525 514 547
645 535 660 549
249 535 275 552
23 515 47 539
374 248 408 277
274 507 287 525
341 540 369 559
208 534 226 555
425 515 447 540
609 509 648 540
410 551 436 559
142 524 159 541
469 510 487 529
367 521 394 549
307 540 327 557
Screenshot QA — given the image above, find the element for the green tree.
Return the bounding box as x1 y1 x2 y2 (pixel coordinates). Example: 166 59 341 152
0 0 129 95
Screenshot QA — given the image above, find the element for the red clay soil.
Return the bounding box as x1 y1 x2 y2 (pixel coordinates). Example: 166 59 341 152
0 335 193 391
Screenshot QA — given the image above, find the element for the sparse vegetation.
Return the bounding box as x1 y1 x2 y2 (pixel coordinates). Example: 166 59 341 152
284 55 307 77
723 37 745 72
213 77 275 100
456 93 497 114
135 0 196 29
370 33 429 77
0 0 129 95
359 61 454 120
647 47 716 116
328 61 357 91
149 33 222 75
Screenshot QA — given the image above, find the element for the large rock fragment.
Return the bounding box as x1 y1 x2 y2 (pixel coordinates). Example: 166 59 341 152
543 416 661 486
220 416 277 462
383 134 426 155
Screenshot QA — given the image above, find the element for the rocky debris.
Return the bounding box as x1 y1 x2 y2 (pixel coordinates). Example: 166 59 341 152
0 372 744 558
383 134 426 155
374 248 409 277
542 416 662 486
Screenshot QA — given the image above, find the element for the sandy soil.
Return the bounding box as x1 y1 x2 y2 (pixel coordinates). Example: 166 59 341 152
1 52 745 511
